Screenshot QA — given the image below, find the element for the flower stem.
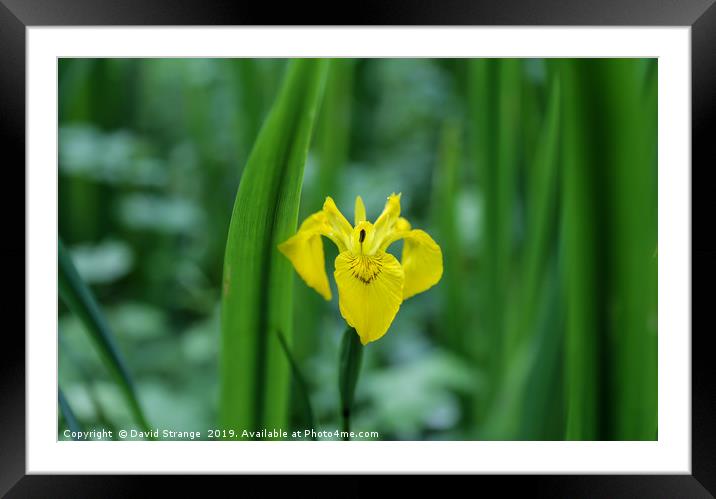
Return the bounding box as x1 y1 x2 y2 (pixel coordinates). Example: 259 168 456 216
338 327 363 441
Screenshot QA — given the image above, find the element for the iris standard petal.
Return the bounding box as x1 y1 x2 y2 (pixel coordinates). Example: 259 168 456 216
400 229 443 299
372 193 401 250
322 197 353 249
277 213 333 300
334 250 405 344
354 195 367 225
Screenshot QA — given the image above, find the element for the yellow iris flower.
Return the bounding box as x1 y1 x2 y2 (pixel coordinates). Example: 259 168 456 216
278 193 443 345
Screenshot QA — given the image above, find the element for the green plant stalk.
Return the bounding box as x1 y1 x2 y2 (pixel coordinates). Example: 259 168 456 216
495 59 521 363
517 70 560 345
466 59 520 428
58 239 152 436
644 61 658 437
220 59 328 438
314 59 355 204
431 120 465 352
514 66 563 438
560 60 604 440
484 66 563 439
600 59 657 440
230 58 272 166
466 58 496 426
338 327 363 441
560 59 657 440
58 60 99 243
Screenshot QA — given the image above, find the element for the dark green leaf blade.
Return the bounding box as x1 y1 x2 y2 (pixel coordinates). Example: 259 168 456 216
220 59 329 438
58 239 151 435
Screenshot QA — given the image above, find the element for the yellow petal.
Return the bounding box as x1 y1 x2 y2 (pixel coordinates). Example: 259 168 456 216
334 250 404 344
400 229 443 299
395 217 411 232
354 195 366 225
348 220 377 256
323 196 352 250
372 193 401 249
377 217 412 252
278 213 332 300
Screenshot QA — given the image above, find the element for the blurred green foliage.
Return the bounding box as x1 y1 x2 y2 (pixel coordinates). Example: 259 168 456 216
58 58 657 441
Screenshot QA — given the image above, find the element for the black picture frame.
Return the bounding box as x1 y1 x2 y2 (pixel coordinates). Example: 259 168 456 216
3 0 715 494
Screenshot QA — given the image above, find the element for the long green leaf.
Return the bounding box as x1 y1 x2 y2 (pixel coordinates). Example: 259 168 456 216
58 239 151 435
560 60 603 440
466 59 520 426
220 59 328 438
313 58 355 203
518 71 560 342
495 59 522 361
560 59 657 440
483 68 563 439
601 59 657 440
466 59 495 426
432 119 465 352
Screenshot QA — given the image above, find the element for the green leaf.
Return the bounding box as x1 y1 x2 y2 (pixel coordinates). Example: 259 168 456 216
58 239 152 436
219 59 329 438
313 58 355 203
600 59 657 440
466 59 520 423
560 60 603 440
518 70 560 340
559 59 657 440
482 70 563 439
431 119 466 352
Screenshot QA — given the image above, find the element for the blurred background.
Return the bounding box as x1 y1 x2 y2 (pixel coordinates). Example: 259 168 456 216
58 58 657 441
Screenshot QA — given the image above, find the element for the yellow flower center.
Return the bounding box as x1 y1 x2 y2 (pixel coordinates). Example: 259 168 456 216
349 221 378 256
344 254 385 284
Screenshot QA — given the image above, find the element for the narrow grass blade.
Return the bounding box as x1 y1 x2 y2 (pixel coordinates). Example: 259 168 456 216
58 388 82 439
313 59 355 203
495 59 522 361
276 329 317 438
58 239 151 435
515 68 561 347
466 59 496 424
560 60 606 440
600 59 658 440
431 119 465 352
560 59 657 440
466 59 520 424
484 66 563 438
338 327 363 440
481 259 563 439
220 59 329 437
229 59 276 165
